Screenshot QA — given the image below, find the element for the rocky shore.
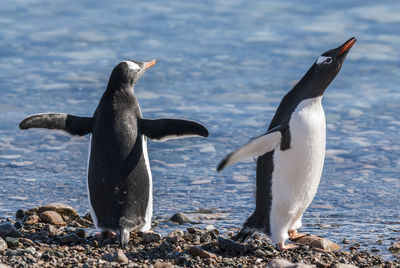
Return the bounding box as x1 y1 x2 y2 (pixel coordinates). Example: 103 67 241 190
0 203 399 267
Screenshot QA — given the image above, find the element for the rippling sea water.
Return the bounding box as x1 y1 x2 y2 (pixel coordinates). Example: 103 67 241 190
1 0 400 258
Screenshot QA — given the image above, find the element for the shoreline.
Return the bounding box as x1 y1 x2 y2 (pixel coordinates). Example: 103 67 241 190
0 203 399 267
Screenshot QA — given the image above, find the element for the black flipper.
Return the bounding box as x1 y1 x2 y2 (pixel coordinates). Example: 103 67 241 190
140 118 209 141
19 113 93 136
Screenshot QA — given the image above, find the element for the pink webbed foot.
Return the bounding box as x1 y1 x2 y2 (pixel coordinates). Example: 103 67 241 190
276 242 299 251
288 230 307 241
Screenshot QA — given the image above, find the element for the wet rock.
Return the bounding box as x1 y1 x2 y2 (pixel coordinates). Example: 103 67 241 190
76 218 93 227
0 237 7 251
296 235 341 251
23 214 40 225
0 222 22 238
40 211 66 226
4 237 19 248
13 222 22 230
82 213 93 223
187 227 202 234
75 228 86 238
205 225 216 232
389 242 400 254
15 209 25 220
59 233 81 244
103 249 129 263
189 246 217 259
170 213 197 224
142 232 162 243
28 203 79 220
218 237 247 255
268 259 314 267
342 238 350 244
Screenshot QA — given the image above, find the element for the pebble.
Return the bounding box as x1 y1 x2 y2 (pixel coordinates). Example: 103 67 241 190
388 241 400 254
23 214 39 225
142 232 162 243
268 258 313 268
296 235 341 251
0 237 7 251
4 237 19 248
218 237 247 255
332 264 358 268
170 213 196 224
59 233 82 244
103 249 129 264
0 203 399 267
188 246 217 259
0 223 22 238
42 224 58 237
39 211 66 226
153 261 174 268
15 210 25 220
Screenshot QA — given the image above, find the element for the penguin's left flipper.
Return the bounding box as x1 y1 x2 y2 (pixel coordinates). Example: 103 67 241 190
217 126 283 172
19 113 93 136
140 118 209 141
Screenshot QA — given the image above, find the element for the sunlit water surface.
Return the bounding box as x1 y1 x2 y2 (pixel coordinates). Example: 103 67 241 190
1 0 400 259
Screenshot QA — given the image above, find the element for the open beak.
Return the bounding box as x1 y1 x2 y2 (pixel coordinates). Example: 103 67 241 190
338 37 356 56
143 59 157 70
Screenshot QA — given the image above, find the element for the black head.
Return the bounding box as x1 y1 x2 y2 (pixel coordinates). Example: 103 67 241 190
295 37 356 97
106 59 157 92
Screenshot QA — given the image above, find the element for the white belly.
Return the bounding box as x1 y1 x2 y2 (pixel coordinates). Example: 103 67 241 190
271 96 326 217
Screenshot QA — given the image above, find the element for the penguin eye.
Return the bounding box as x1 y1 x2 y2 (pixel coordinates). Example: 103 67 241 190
324 57 332 64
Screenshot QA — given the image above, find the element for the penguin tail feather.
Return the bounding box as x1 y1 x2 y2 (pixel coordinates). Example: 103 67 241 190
232 227 255 242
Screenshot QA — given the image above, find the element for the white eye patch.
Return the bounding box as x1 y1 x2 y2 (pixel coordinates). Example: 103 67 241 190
123 61 140 71
316 56 332 65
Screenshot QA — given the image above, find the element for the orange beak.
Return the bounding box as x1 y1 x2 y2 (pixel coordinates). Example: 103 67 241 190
338 37 356 56
143 59 157 70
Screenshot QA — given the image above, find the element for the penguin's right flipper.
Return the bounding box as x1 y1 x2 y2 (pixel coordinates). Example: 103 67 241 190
217 126 282 172
140 118 209 141
19 113 93 136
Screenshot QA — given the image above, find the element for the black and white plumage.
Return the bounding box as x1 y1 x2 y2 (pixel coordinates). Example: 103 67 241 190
217 38 356 250
20 60 209 246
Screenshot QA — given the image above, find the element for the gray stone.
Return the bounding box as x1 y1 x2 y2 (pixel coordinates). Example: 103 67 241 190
0 237 7 251
15 210 25 220
103 250 129 264
59 233 81 244
142 232 162 243
0 223 22 238
268 259 314 268
4 237 19 248
170 213 196 224
218 237 247 255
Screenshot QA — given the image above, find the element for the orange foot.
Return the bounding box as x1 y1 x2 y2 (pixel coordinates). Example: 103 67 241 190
277 242 298 251
288 230 307 241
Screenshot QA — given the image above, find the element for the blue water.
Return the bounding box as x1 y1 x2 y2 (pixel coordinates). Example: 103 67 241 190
1 0 400 258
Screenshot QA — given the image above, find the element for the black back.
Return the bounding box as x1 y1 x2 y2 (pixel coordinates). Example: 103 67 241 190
88 62 149 230
237 38 356 238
